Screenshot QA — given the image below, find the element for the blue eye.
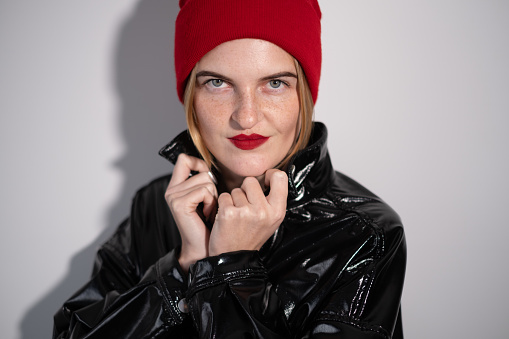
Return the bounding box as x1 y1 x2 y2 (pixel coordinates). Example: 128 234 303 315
269 80 282 88
210 79 224 87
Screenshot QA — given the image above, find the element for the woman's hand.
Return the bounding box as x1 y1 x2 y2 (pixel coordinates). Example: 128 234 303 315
208 169 288 256
166 155 287 271
165 154 218 272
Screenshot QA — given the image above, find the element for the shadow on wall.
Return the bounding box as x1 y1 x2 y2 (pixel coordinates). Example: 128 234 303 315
20 0 185 338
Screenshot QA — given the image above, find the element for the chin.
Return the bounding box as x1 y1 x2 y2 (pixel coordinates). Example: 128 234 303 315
232 167 268 179
216 152 284 179
220 160 272 179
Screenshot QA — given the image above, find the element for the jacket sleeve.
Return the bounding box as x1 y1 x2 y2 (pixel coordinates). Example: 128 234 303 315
53 178 192 338
180 222 406 339
184 250 290 338
52 220 190 338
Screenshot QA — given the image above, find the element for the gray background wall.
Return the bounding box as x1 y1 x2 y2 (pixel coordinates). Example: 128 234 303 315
1 1 508 338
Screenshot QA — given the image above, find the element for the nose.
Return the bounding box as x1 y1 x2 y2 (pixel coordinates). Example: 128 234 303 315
231 89 261 130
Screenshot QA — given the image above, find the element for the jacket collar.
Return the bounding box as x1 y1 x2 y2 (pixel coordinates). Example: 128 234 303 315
158 122 332 205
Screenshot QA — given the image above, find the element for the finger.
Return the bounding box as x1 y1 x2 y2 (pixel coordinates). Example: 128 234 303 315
202 193 218 220
170 153 210 186
240 177 266 204
170 185 217 215
231 187 249 206
167 172 218 198
265 169 288 208
166 184 218 212
217 192 234 213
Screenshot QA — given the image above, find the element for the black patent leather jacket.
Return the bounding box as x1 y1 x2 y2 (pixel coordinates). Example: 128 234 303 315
53 122 406 338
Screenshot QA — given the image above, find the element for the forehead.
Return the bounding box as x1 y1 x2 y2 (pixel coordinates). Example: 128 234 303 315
196 39 296 75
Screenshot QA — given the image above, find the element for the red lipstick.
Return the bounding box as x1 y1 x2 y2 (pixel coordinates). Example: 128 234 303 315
229 134 269 150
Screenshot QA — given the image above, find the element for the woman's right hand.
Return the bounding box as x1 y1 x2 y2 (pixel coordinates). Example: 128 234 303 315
164 154 218 273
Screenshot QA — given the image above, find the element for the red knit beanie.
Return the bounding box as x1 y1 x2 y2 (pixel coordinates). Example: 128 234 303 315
175 0 322 103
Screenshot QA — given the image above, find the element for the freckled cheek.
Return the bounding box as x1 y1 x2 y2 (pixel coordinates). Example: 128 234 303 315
194 94 233 136
268 97 300 134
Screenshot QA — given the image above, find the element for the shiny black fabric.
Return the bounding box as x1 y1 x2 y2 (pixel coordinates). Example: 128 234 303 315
53 122 406 338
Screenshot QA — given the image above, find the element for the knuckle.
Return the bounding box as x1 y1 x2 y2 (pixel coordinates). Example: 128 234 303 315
174 154 189 169
164 189 175 201
274 171 288 181
205 182 217 195
273 210 285 222
176 153 188 162
223 206 236 218
165 185 181 200
165 185 175 195
256 209 267 220
169 196 183 211
200 186 211 197
239 206 251 218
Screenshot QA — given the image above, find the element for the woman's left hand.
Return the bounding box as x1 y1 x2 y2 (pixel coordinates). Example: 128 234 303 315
208 169 288 256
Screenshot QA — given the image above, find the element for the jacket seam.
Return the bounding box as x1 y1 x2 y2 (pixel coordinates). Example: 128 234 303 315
187 267 266 297
330 193 387 321
333 194 386 260
156 259 185 325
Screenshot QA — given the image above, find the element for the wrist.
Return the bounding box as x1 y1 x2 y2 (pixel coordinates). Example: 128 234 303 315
178 247 207 274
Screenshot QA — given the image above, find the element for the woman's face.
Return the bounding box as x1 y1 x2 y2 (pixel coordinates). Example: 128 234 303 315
194 39 300 182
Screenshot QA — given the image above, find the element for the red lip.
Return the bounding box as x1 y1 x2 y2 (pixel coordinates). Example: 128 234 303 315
229 134 269 150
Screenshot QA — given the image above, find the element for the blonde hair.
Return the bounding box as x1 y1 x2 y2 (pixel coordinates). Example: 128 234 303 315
183 58 314 170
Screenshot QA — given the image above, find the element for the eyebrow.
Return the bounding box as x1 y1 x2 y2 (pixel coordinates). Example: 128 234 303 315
260 72 297 81
196 71 233 83
196 71 297 82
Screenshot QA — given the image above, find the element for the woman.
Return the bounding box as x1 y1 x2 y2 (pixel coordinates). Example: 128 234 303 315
54 0 406 338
